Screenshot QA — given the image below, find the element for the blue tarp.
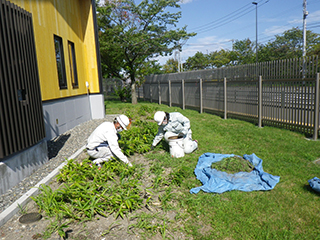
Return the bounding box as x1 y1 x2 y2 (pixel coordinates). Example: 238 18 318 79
308 177 320 193
190 153 280 194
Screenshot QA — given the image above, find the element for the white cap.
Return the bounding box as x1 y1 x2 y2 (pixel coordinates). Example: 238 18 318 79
116 114 130 130
154 111 166 125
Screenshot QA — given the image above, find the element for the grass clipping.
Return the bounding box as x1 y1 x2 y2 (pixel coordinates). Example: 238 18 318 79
211 156 254 174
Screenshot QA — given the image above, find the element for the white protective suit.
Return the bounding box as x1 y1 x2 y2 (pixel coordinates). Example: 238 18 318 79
152 112 198 154
86 122 132 166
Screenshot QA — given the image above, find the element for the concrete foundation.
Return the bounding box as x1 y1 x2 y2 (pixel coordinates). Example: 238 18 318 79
43 93 105 140
0 93 105 195
0 139 48 195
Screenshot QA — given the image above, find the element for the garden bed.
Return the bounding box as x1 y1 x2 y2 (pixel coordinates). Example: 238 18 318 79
0 150 190 240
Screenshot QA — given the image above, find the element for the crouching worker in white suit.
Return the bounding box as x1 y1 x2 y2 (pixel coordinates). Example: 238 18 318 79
86 115 133 168
151 111 198 154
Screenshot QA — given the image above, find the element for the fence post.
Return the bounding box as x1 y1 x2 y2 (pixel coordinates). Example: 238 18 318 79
143 84 145 101
258 75 262 128
200 78 203 113
182 79 185 110
224 77 227 119
169 80 172 107
158 80 161 105
150 82 152 103
313 73 319 140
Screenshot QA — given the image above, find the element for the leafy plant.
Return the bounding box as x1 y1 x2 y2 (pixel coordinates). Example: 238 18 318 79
158 186 174 210
168 166 191 186
129 212 170 239
211 156 254 174
99 100 320 239
101 220 122 236
41 217 70 240
17 203 28 215
31 158 145 238
118 120 158 155
115 84 131 102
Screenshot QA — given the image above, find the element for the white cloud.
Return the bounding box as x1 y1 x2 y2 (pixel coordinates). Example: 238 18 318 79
182 36 232 56
264 9 320 37
308 10 320 23
263 25 290 36
179 0 194 4
155 35 232 65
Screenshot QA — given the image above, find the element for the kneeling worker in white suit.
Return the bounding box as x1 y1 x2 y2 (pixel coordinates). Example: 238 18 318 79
151 111 198 154
86 115 133 168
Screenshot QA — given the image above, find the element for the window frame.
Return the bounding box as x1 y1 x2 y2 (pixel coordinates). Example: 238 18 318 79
67 40 79 88
54 35 67 89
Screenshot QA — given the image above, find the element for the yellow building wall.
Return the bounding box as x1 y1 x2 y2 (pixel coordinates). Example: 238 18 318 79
11 0 101 101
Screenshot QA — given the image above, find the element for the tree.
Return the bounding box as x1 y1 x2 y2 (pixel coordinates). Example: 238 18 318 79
259 27 320 61
97 0 196 104
208 49 232 68
162 58 179 73
232 38 255 65
184 51 210 71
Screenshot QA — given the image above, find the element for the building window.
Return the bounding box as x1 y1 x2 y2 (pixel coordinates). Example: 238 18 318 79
68 41 78 88
54 35 67 89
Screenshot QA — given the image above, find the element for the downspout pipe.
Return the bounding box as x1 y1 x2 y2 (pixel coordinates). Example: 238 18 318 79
91 0 103 94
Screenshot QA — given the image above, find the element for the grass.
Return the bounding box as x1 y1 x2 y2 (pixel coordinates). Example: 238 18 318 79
30 99 320 239
105 99 320 239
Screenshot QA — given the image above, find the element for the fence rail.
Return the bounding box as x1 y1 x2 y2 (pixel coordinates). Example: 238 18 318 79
141 57 320 139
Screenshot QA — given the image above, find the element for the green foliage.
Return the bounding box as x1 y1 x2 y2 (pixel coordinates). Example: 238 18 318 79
162 58 179 73
232 38 255 64
115 84 131 102
32 159 144 238
158 186 174 210
129 212 169 239
177 27 320 69
17 203 28 215
41 219 69 240
105 100 320 239
208 49 233 68
259 27 320 61
184 51 210 70
118 120 158 155
97 0 196 103
211 156 254 174
34 100 320 239
168 166 191 186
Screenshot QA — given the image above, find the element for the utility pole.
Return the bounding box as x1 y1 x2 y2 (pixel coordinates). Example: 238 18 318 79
252 2 258 65
175 51 181 72
302 0 308 78
302 0 308 58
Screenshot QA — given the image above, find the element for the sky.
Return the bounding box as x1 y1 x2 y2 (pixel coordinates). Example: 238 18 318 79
155 0 320 65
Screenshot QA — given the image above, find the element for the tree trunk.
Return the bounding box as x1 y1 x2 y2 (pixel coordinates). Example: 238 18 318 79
131 82 137 104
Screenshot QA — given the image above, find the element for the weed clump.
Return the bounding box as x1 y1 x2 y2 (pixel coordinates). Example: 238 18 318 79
211 156 254 174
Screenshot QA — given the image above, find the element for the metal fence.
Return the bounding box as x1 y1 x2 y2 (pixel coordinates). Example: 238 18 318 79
0 0 45 159
142 56 320 139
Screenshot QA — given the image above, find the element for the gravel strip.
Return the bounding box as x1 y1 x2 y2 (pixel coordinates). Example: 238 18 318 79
0 115 117 215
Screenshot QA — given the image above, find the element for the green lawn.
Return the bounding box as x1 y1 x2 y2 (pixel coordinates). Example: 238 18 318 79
106 99 320 240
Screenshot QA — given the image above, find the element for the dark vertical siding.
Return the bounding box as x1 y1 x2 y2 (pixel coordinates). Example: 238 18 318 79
0 0 45 159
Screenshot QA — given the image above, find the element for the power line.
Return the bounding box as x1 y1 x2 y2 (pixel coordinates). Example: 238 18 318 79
189 0 268 35
185 40 232 46
179 0 320 58
188 3 253 32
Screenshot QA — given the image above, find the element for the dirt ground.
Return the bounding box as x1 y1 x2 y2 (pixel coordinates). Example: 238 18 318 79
0 151 192 240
